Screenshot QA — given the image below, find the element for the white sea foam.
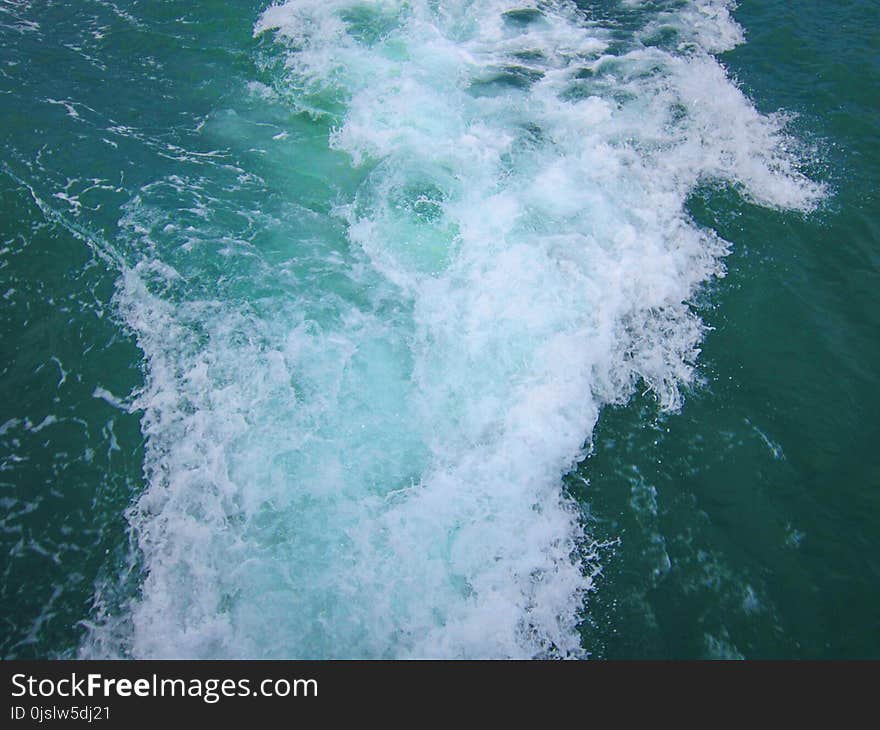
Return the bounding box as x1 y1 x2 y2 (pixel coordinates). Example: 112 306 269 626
83 0 821 658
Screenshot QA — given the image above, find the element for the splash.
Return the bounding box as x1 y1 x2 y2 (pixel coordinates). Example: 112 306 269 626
83 0 821 658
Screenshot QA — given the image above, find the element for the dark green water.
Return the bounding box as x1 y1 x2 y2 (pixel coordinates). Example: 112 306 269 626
578 0 880 658
1 0 877 658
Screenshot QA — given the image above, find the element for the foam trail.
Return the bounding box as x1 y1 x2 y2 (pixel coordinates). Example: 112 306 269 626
83 0 821 658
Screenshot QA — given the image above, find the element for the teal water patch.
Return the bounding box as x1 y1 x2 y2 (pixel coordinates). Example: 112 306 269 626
2 0 874 659
577 0 880 659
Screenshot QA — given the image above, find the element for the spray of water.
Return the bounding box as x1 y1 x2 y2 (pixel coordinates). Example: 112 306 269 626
82 0 821 658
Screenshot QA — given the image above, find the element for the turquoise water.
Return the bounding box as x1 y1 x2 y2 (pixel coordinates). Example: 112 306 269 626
0 0 876 658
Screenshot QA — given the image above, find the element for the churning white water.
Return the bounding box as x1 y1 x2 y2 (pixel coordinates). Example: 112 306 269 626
82 0 821 658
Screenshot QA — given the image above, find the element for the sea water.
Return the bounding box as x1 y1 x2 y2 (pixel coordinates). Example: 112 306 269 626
1 1 877 659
